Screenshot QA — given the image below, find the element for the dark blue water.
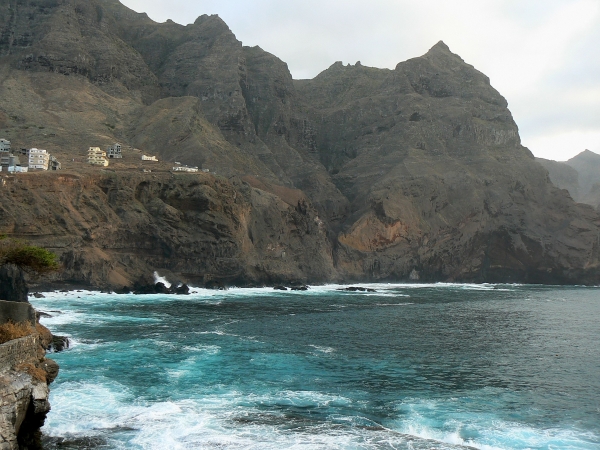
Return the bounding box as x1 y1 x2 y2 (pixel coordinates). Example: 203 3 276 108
32 283 600 449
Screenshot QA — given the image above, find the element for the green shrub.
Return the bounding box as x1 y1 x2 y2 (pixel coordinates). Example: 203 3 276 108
0 238 60 273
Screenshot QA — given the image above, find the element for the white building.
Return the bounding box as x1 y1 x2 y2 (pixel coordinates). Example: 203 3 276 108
141 155 158 161
172 166 199 172
28 148 50 170
88 147 109 166
0 154 27 172
0 139 10 153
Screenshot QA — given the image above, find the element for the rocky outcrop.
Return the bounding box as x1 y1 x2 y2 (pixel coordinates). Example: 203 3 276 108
0 267 28 303
0 331 58 450
0 171 336 288
0 1 598 286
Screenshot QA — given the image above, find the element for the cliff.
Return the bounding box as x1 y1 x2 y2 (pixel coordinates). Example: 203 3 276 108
0 1 598 286
0 302 59 450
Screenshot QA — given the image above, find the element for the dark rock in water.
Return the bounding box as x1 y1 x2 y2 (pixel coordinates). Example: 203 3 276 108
338 286 378 292
290 286 309 291
205 280 227 290
154 282 171 294
37 311 53 318
42 435 107 450
59 289 69 293
173 284 190 295
115 286 132 294
273 285 288 291
33 292 45 298
0 264 29 302
49 335 70 353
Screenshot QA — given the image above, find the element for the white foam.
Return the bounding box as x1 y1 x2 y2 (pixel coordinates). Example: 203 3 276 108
153 271 172 288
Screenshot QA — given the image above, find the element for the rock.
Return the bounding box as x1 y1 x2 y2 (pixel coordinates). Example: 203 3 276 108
273 285 288 291
290 286 309 291
32 293 45 299
36 324 53 351
115 286 132 295
41 359 60 384
154 282 171 294
337 287 376 292
172 284 190 295
48 336 70 353
205 280 227 290
0 265 28 303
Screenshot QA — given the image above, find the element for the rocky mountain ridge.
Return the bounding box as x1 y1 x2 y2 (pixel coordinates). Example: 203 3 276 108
537 150 600 210
0 0 599 286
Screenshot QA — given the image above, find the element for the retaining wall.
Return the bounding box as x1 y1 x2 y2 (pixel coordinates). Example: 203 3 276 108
0 301 36 326
0 336 39 373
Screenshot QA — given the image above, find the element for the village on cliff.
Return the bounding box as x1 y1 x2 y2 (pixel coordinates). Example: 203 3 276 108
0 138 204 173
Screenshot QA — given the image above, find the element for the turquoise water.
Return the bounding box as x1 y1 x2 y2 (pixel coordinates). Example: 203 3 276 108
31 284 600 449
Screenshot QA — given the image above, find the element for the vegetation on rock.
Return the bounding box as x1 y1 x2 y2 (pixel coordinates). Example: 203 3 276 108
0 236 60 274
0 320 34 345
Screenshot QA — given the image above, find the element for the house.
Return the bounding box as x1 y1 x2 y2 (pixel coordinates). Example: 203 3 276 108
172 165 199 173
141 155 158 161
88 147 109 166
0 139 10 153
49 155 61 170
28 148 50 170
106 143 122 159
0 154 28 173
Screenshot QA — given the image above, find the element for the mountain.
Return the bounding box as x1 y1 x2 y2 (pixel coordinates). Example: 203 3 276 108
0 0 599 286
537 150 600 210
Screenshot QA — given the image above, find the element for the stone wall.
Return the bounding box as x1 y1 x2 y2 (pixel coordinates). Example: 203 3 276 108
0 336 39 373
0 301 36 327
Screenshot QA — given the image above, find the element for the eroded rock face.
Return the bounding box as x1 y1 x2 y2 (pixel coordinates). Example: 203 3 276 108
0 172 337 288
0 329 57 450
0 2 598 285
0 266 28 303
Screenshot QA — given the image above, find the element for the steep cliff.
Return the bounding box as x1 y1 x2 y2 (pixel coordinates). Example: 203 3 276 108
0 0 598 286
0 171 336 288
1 302 59 450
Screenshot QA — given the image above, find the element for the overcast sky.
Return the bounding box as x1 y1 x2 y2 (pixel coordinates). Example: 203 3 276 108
121 0 599 161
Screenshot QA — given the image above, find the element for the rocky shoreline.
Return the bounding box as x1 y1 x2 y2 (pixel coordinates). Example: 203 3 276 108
0 302 60 450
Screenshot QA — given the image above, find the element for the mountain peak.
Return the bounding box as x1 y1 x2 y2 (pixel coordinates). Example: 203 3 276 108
569 149 600 164
430 40 451 53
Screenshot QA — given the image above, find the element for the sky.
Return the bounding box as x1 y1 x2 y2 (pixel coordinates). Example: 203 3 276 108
120 0 600 161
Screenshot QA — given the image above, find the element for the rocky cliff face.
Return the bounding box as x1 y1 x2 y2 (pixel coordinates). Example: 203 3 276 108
0 0 599 286
1 302 58 450
0 171 336 288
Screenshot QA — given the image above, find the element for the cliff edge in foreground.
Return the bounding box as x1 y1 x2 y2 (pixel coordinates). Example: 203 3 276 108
1 301 59 450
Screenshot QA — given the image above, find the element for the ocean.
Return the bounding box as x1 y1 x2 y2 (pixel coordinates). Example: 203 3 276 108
31 284 600 449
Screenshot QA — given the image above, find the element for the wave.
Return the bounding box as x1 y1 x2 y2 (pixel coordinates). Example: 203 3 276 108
45 380 597 450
